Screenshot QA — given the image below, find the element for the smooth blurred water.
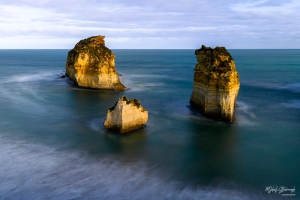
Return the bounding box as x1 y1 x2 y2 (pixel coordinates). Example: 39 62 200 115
0 49 299 199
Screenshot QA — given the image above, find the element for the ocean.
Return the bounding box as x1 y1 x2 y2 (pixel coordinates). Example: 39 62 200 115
0 49 299 199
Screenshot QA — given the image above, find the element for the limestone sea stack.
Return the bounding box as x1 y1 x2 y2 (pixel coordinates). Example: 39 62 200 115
190 45 240 123
65 36 126 90
104 96 148 133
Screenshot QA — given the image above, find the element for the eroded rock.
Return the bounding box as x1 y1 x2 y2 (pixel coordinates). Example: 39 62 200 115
190 45 240 123
66 35 126 90
104 96 148 133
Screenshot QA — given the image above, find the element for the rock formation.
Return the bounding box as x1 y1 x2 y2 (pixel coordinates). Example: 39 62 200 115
104 96 148 133
190 45 240 123
65 35 126 90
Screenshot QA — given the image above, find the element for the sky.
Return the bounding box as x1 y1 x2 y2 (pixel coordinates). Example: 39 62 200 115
0 0 299 49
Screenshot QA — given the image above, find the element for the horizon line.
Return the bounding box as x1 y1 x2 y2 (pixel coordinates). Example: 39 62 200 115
0 48 300 50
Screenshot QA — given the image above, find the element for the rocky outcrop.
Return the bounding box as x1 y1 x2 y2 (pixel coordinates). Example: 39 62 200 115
104 96 148 133
190 45 240 123
65 35 126 90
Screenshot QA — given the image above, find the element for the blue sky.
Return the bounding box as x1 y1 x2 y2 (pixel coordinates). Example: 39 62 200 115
0 0 299 49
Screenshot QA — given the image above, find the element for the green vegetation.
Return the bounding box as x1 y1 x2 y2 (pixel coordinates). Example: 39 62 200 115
195 45 233 61
109 101 118 111
132 99 141 108
195 45 233 71
122 95 130 104
109 96 144 111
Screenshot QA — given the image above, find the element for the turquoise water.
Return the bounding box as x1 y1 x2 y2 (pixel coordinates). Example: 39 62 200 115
0 49 299 199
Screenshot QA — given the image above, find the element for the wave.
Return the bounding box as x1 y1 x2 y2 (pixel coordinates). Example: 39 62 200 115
119 74 165 92
88 118 106 132
232 101 257 126
1 71 64 83
0 71 70 115
0 137 265 200
161 100 258 126
235 101 256 119
121 74 168 78
242 81 300 93
282 99 300 109
277 83 300 93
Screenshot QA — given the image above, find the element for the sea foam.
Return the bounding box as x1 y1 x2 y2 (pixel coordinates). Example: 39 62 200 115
0 136 260 200
1 71 59 83
282 100 300 109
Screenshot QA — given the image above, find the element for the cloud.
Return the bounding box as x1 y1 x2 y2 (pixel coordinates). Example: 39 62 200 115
230 0 300 14
0 0 299 48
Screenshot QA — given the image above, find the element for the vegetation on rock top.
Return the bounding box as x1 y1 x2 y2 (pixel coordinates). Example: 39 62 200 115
195 45 233 61
108 95 146 111
194 45 234 73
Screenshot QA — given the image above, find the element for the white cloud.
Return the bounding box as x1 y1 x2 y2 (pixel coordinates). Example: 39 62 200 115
0 0 299 48
230 0 300 14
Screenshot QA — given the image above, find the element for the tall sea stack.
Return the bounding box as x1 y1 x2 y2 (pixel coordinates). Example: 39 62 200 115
66 35 126 90
190 45 240 123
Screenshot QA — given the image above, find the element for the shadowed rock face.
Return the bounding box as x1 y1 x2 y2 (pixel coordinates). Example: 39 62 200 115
66 35 126 90
190 45 240 123
104 96 148 134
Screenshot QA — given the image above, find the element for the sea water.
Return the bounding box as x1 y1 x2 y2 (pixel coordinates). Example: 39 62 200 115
0 49 299 199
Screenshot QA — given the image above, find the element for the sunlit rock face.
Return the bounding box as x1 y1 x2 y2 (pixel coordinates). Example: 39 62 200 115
104 96 148 133
66 35 126 90
190 45 240 123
